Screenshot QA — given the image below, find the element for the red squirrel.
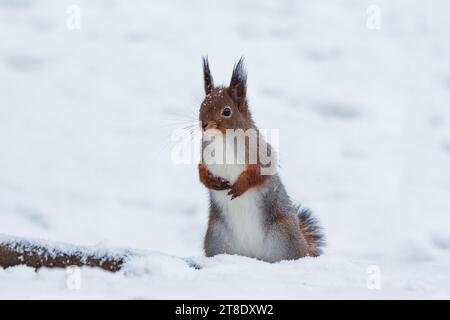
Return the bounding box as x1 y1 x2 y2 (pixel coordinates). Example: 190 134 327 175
198 57 324 262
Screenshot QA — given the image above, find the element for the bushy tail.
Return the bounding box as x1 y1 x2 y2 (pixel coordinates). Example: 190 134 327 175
297 207 325 257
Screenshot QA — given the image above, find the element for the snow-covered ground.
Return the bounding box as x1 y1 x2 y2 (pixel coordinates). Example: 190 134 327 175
1 0 450 299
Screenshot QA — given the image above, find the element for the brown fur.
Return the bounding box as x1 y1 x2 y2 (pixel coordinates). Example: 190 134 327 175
199 87 253 134
200 57 254 134
228 164 268 199
299 218 319 257
199 162 268 199
198 163 231 190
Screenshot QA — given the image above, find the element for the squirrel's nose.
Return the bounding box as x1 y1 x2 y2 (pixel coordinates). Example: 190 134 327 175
202 121 217 131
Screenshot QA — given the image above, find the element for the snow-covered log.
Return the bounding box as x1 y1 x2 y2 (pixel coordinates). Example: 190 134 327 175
0 234 132 272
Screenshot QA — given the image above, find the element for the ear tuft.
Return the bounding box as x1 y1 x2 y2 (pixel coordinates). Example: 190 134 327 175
228 57 247 108
202 56 214 95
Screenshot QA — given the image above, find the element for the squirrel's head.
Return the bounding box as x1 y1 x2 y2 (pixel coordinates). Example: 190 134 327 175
199 57 254 134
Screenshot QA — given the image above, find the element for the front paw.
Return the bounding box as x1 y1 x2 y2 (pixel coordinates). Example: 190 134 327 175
228 183 246 200
199 164 230 191
210 176 231 191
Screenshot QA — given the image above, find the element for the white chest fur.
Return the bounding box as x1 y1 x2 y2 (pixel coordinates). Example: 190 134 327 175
207 162 267 258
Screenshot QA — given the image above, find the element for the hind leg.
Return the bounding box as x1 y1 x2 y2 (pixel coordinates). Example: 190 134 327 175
265 214 308 262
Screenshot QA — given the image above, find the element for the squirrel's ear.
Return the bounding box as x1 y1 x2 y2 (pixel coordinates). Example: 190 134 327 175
228 57 247 109
202 56 214 95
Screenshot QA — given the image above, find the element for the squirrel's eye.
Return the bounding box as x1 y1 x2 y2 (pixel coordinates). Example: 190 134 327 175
222 106 232 117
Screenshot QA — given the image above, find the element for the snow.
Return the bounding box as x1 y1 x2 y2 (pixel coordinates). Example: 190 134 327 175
1 0 450 299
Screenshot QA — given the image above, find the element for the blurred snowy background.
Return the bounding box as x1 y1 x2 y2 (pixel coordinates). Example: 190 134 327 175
1 0 450 299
